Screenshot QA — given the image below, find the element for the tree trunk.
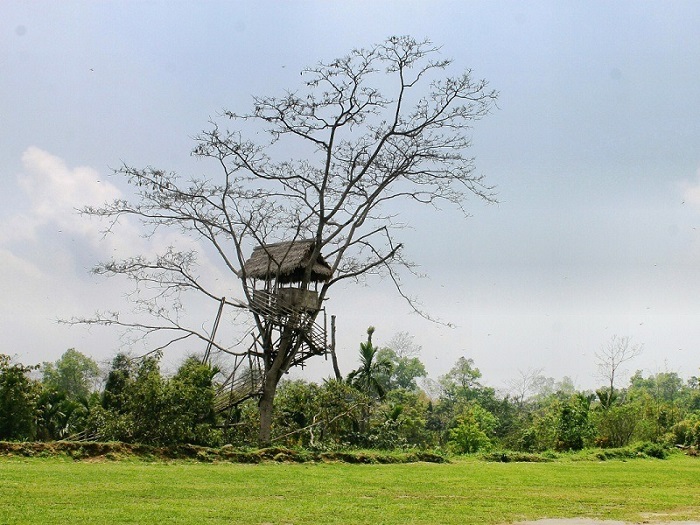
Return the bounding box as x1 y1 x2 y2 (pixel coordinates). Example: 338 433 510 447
258 378 277 446
330 315 342 380
257 328 294 446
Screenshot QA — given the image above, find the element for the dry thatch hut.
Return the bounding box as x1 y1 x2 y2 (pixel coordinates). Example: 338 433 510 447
244 240 332 314
243 239 332 285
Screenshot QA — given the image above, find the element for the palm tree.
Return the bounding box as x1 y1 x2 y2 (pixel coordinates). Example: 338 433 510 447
347 327 392 399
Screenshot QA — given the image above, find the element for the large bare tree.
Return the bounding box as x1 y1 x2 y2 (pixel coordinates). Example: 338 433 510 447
77 36 498 444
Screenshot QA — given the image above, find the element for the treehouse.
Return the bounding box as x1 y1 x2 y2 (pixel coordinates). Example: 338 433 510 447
242 239 332 362
243 239 332 317
215 240 333 412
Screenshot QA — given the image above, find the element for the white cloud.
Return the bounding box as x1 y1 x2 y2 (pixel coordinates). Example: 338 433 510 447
1 147 122 245
0 148 240 364
1 147 207 265
0 148 128 361
20 146 120 213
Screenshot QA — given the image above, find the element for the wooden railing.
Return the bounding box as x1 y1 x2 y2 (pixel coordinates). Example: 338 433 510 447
214 361 264 412
248 289 328 355
213 289 330 413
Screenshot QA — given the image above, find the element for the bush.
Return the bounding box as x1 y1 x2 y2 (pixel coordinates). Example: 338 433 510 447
634 441 668 459
668 417 700 448
0 355 39 441
448 420 492 454
593 404 640 448
447 403 497 454
87 355 221 447
365 419 409 450
555 394 594 451
481 450 553 462
582 442 669 461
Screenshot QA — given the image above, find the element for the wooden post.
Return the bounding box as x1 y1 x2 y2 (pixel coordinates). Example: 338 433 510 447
203 296 226 364
330 315 342 380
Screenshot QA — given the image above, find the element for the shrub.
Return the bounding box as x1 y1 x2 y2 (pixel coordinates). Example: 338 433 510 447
481 450 553 462
0 355 39 441
668 417 700 448
448 419 492 454
447 403 497 454
634 441 668 459
555 394 594 451
584 442 669 461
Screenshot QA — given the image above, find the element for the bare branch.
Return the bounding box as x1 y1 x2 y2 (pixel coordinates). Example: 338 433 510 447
596 335 643 402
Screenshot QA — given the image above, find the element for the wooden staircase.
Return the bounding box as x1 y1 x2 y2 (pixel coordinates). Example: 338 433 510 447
248 289 328 358
214 357 263 412
213 289 329 414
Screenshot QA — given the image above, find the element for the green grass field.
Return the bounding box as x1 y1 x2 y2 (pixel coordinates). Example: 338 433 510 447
1 454 699 524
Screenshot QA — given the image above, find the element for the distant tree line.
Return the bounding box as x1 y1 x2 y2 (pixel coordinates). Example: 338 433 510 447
2 334 700 453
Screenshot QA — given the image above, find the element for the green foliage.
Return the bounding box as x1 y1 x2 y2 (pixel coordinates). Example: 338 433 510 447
88 354 220 446
347 328 392 399
595 387 617 410
123 354 169 443
34 349 101 441
270 378 368 449
221 398 259 447
481 450 554 462
516 401 562 452
307 379 368 448
439 356 482 401
516 392 575 453
364 418 408 450
593 402 640 448
101 353 133 412
35 390 98 441
668 415 700 448
449 419 491 454
271 377 438 450
272 379 320 447
375 348 427 391
41 349 99 401
3 340 700 455
168 357 220 446
35 390 69 440
375 332 427 392
626 369 698 442
555 393 594 451
634 441 668 459
381 389 435 448
275 379 318 432
0 355 39 440
575 442 669 461
448 403 497 454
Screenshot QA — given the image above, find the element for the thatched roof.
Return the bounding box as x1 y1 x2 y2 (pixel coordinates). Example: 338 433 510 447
243 240 332 284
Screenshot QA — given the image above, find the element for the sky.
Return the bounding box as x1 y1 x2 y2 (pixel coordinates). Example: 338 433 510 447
2 1 700 392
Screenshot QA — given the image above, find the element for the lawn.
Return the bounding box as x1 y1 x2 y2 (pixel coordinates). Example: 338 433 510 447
1 454 699 524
